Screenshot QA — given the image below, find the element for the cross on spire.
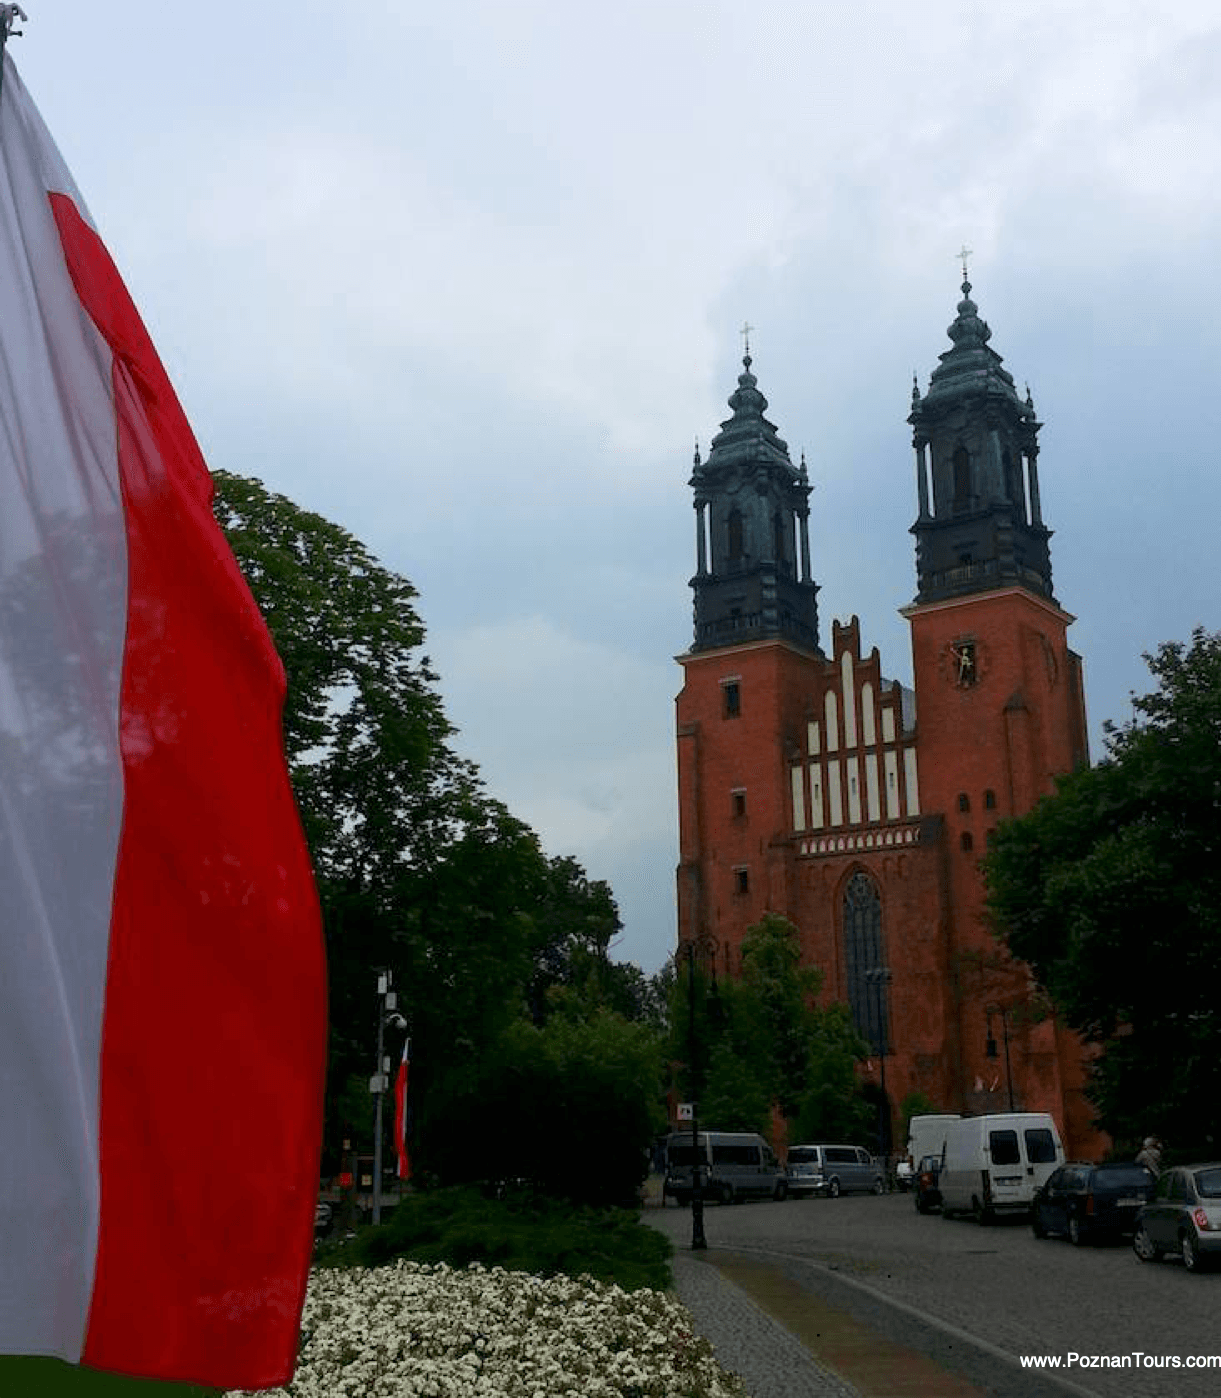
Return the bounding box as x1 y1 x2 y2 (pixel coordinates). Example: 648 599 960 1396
956 245 973 282
740 321 754 358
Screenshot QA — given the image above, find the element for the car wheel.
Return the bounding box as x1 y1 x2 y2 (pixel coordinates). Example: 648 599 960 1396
773 1180 788 1202
828 1178 841 1199
1132 1223 1163 1263
972 1196 992 1226
1068 1214 1086 1247
719 1184 734 1205
915 1194 928 1214
872 1177 885 1195
1181 1230 1209 1272
1031 1208 1047 1239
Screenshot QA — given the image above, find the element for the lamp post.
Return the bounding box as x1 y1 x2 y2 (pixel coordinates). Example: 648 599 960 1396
865 967 892 1178
371 970 408 1225
986 1004 1015 1111
682 939 707 1250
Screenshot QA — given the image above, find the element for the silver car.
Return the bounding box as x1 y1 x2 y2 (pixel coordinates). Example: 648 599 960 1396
1133 1162 1221 1272
786 1144 883 1198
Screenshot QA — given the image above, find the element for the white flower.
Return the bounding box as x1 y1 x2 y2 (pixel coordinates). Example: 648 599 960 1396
225 1260 746 1398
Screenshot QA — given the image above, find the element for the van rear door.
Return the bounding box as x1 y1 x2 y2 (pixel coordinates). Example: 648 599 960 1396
985 1127 1027 1207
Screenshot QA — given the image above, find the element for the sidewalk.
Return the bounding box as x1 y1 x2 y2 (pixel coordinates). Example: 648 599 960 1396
673 1248 1004 1398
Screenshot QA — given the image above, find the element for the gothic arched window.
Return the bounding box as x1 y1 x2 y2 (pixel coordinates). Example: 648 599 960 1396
843 872 888 1054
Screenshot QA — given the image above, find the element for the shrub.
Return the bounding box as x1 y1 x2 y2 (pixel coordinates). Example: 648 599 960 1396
325 1185 672 1293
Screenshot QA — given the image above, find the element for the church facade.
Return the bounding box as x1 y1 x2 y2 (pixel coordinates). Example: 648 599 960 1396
674 279 1101 1159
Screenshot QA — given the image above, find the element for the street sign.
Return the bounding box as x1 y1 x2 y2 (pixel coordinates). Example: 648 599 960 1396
677 1103 694 1121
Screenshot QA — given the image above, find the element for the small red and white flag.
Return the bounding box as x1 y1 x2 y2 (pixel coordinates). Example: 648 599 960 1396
0 49 326 1391
393 1040 412 1181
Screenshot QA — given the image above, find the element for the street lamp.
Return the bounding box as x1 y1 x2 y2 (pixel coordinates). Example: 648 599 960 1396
371 970 408 1225
985 1004 1015 1111
681 939 708 1250
865 967 893 1177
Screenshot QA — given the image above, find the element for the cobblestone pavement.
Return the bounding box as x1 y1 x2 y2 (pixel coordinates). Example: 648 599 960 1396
671 1250 861 1398
649 1189 1221 1398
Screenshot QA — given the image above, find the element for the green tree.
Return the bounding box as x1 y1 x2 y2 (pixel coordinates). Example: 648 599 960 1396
983 628 1221 1154
667 916 871 1143
212 473 653 1179
421 1010 665 1206
213 474 555 1166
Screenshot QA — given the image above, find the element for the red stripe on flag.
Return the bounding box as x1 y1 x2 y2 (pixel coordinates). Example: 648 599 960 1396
48 193 327 1390
394 1043 411 1182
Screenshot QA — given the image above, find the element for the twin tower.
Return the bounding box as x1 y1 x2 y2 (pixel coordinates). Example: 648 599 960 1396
675 279 1097 1157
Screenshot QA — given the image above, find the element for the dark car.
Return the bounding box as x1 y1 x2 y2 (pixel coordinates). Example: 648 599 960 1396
1032 1162 1155 1245
913 1153 943 1214
1133 1163 1221 1272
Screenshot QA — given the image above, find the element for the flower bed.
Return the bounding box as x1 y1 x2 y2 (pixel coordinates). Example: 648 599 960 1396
226 1260 747 1398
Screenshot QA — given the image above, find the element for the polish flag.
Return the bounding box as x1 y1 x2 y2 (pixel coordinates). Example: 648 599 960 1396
393 1040 412 1181
0 52 326 1390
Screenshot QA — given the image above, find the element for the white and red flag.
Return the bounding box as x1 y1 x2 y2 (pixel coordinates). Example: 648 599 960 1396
393 1040 412 1181
0 50 326 1391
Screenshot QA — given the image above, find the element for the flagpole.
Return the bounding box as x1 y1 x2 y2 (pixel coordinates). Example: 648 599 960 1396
0 5 28 101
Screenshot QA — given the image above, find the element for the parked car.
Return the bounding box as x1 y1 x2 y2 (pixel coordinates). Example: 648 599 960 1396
913 1153 943 1214
1133 1162 1221 1272
786 1144 883 1198
1031 1162 1155 1245
663 1131 787 1205
894 1159 913 1191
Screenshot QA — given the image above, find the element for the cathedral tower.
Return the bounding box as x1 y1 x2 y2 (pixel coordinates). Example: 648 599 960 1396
690 349 820 654
903 276 1095 1151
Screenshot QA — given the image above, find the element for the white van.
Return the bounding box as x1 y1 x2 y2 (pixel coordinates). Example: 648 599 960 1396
663 1131 787 1205
939 1113 1064 1222
905 1114 961 1171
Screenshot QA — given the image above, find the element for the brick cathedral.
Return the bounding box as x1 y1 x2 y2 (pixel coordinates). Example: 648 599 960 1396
675 277 1103 1159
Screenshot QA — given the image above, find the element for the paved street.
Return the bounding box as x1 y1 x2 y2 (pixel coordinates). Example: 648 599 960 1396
648 1191 1221 1397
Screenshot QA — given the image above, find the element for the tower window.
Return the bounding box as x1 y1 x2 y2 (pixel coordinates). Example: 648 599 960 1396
727 508 744 562
734 867 750 894
1003 450 1023 518
984 789 996 810
953 446 971 510
722 680 741 718
958 793 970 813
732 788 747 818
961 831 974 852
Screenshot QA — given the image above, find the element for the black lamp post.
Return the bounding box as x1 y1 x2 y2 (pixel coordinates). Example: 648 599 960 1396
986 1004 1015 1111
682 939 707 1249
865 967 892 1176
371 970 407 1225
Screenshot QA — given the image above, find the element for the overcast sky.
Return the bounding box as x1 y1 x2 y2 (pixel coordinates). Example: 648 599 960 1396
15 3 1221 973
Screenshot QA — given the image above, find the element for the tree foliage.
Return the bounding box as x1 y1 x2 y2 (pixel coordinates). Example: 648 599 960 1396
669 914 872 1145
421 1011 666 1207
983 628 1221 1153
212 473 661 1178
